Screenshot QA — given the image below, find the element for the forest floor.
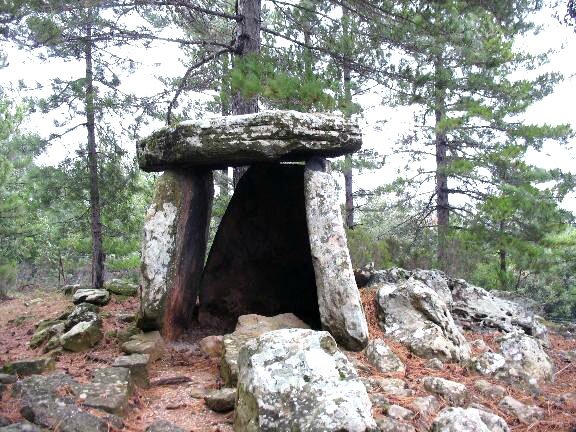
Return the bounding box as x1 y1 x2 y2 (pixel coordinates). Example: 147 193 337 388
0 289 575 432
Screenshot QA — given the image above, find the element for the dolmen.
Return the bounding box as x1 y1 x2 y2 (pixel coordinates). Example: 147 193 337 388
136 110 369 351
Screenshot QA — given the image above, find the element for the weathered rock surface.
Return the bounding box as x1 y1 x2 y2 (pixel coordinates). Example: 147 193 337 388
234 328 376 431
498 332 553 384
104 279 138 297
29 322 65 349
72 288 110 306
60 320 102 352
385 404 414 420
0 373 17 384
65 303 100 330
138 110 362 171
375 417 415 432
409 395 440 417
498 396 544 424
426 358 444 370
474 380 507 399
364 339 405 373
112 354 150 388
305 158 369 351
138 170 213 334
220 313 310 387
0 423 45 432
79 367 134 416
199 165 320 331
431 407 509 432
199 335 223 359
376 278 470 362
204 388 236 412
2 357 55 377
473 352 507 376
422 377 469 406
121 331 165 362
144 420 186 432
376 378 413 397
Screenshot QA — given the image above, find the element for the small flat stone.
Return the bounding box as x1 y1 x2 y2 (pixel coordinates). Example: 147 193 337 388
2 357 55 377
423 377 468 406
426 358 444 370
121 331 165 362
190 387 209 399
72 289 110 306
204 388 236 412
386 404 414 420
112 354 150 388
377 378 413 397
498 396 544 424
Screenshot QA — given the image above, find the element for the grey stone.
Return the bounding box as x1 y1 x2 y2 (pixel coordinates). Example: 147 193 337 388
375 417 415 432
385 405 414 420
138 110 362 171
2 357 55 377
79 367 134 416
498 396 544 424
304 158 369 351
0 373 17 384
474 380 507 399
65 303 100 330
473 352 506 376
112 354 150 388
61 284 84 296
104 279 138 296
423 377 469 406
199 335 223 359
365 339 405 373
0 423 45 432
431 407 509 432
204 388 236 412
470 339 490 352
121 331 165 362
409 395 440 417
377 378 413 397
426 358 444 370
145 420 186 432
29 322 65 349
72 289 110 306
59 320 102 352
234 328 376 431
498 332 553 385
376 278 470 362
221 313 309 387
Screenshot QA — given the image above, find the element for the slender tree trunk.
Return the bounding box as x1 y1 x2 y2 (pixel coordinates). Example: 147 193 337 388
84 8 104 289
220 53 231 196
434 56 449 272
342 8 354 229
232 0 260 188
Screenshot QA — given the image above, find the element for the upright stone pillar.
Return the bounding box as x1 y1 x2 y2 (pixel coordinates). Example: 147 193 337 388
304 157 369 351
138 169 213 339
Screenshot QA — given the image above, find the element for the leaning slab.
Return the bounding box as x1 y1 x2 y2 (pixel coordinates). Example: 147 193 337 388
138 169 213 336
137 110 361 171
304 158 369 351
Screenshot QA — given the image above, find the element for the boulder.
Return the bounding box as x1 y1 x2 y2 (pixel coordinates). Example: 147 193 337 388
78 367 134 416
2 357 55 376
422 377 469 406
104 279 138 297
138 170 213 335
431 407 509 432
234 328 376 431
376 278 470 362
304 158 369 351
498 396 544 424
204 388 236 412
121 331 165 362
137 110 362 171
364 339 405 373
59 320 102 352
72 289 110 306
112 354 150 388
221 313 310 387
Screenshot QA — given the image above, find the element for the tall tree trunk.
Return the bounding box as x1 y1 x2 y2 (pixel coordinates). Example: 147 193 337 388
342 8 354 229
434 56 449 272
232 0 260 188
84 8 104 289
220 53 231 196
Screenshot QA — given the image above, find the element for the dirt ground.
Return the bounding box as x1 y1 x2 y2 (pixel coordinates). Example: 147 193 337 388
1 289 575 431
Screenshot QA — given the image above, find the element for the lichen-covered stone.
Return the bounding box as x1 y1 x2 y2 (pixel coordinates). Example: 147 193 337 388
2 357 55 377
234 328 376 432
72 289 110 306
0 422 45 432
78 367 134 416
138 110 362 171
60 320 102 352
375 417 415 432
473 352 507 376
138 170 212 333
112 354 150 388
204 388 236 412
376 378 413 397
104 279 138 297
498 396 544 424
29 322 65 349
423 377 469 407
221 313 310 387
376 278 470 362
431 407 509 432
65 303 100 331
121 331 164 362
364 339 405 373
304 158 368 351
409 395 440 417
474 380 507 399
498 332 553 384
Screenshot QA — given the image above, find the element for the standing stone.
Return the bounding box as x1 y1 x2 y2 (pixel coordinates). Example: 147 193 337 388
138 169 213 338
304 158 369 351
199 165 320 330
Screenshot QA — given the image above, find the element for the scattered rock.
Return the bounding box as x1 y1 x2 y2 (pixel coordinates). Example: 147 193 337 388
112 354 150 388
304 158 369 351
59 320 102 352
377 378 413 397
121 331 165 362
473 352 506 376
65 303 100 330
423 377 469 406
234 328 376 431
474 380 507 399
498 332 553 385
409 395 440 417
385 404 414 420
0 373 17 384
431 407 509 432
204 388 236 412
2 357 55 377
79 367 134 416
426 358 444 370
199 335 224 359
72 288 110 306
364 339 405 373
0 423 45 432
221 313 309 386
29 322 65 349
376 278 470 362
498 396 544 424
104 279 138 297
61 284 84 296
144 420 186 432
375 417 415 432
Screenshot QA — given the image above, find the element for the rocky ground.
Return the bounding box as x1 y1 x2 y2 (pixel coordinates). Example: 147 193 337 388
0 276 575 431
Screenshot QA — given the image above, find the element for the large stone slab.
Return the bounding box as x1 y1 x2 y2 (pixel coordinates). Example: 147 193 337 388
199 164 320 330
137 110 361 171
234 328 376 431
304 158 368 351
138 169 213 337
